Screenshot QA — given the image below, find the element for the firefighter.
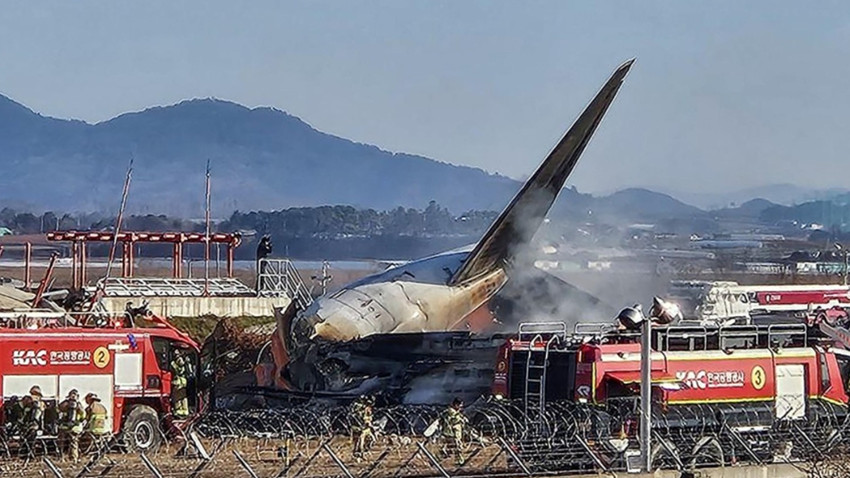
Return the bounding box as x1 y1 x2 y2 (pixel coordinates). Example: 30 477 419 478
171 349 190 418
5 396 24 435
84 393 109 437
350 395 375 459
58 389 85 462
24 386 45 433
440 397 468 465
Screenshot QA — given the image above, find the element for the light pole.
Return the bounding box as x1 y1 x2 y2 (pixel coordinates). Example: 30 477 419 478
834 243 848 286
617 297 682 473
616 305 652 472
640 314 652 472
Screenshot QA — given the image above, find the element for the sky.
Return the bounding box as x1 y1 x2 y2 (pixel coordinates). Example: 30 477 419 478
2 1 850 199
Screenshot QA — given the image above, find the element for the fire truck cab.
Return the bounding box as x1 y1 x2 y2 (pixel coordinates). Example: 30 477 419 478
0 317 201 451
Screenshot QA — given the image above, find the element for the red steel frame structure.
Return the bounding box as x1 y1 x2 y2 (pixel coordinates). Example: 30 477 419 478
46 230 242 289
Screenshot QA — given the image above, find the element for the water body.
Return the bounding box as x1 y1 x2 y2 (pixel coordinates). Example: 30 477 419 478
0 257 385 272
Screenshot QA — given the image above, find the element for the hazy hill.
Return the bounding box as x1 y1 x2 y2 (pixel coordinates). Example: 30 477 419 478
0 95 522 215
594 188 704 221
661 184 850 209
0 94 711 222
713 198 778 220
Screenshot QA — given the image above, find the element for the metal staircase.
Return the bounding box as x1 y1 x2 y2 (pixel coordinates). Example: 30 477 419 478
256 259 313 309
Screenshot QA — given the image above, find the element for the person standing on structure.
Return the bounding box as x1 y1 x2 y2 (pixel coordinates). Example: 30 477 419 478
440 397 468 465
256 234 273 292
171 349 190 417
58 389 85 462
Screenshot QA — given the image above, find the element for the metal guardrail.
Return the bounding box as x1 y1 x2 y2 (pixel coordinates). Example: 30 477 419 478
98 277 255 297
257 259 313 309
517 321 567 342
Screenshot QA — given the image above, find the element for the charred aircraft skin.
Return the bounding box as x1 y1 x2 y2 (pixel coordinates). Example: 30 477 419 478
277 60 635 396
309 331 510 403
290 250 506 346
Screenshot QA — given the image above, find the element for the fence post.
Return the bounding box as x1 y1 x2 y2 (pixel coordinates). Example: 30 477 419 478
291 439 328 478
139 453 165 478
498 437 532 476
416 442 451 478
75 435 119 478
322 443 355 478
43 457 65 478
97 457 117 477
482 443 506 471
391 447 421 478
360 448 390 478
188 437 229 478
188 431 211 460
232 449 261 478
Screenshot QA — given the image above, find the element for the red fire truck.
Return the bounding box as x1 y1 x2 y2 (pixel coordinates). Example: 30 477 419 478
668 280 850 323
492 320 850 465
0 314 202 451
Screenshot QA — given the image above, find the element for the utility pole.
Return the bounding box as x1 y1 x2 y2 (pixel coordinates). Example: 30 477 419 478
105 159 133 280
204 160 212 296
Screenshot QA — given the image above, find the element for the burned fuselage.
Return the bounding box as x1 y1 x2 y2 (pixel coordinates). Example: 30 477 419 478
273 60 635 400
283 249 507 392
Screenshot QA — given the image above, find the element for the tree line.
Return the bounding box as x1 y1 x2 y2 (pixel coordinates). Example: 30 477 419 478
220 201 497 239
0 202 496 239
0 208 201 235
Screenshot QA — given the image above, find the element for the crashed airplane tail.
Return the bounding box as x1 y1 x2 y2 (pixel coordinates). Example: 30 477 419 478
450 59 634 285
273 60 635 395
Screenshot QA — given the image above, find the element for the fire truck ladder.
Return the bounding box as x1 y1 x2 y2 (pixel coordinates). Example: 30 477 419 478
523 334 560 429
520 323 565 429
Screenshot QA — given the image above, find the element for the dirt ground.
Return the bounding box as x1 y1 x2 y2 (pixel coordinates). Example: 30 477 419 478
0 434 510 478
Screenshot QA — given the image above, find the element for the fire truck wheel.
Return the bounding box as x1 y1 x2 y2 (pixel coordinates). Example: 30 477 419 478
123 405 163 452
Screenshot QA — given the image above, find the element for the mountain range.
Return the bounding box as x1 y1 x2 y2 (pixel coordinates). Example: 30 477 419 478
0 94 523 216
0 93 824 221
654 184 850 210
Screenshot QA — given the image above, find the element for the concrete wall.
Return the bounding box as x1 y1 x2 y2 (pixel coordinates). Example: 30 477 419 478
102 295 291 318
560 463 806 478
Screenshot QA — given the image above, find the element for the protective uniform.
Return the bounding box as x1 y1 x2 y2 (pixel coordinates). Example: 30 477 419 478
5 396 24 435
24 386 45 434
440 399 468 465
171 351 190 417
58 390 85 462
84 394 110 436
350 396 374 458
